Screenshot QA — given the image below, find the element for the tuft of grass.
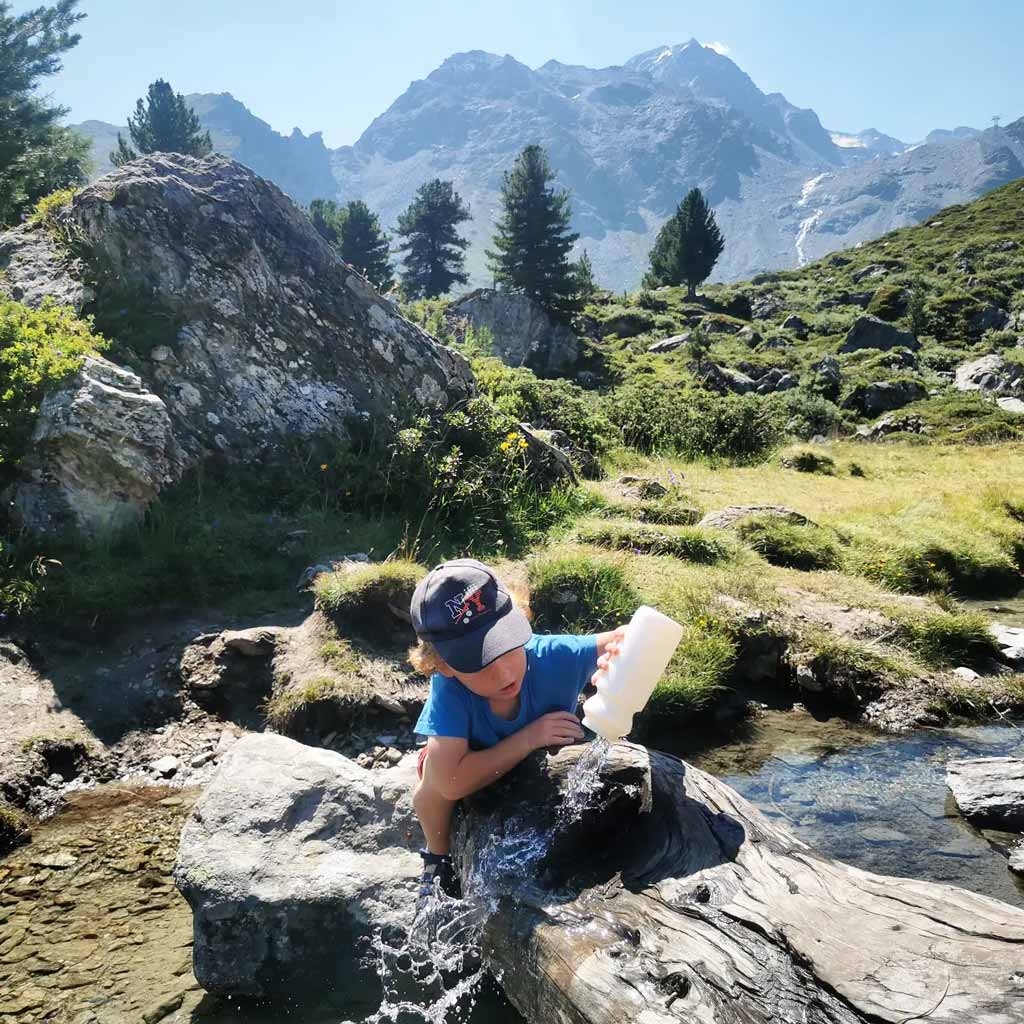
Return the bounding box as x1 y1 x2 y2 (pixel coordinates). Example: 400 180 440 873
647 619 736 719
888 607 1000 668
314 560 424 624
263 676 359 734
0 800 29 853
319 639 360 672
528 552 639 633
778 448 836 475
738 516 841 571
578 523 731 564
596 499 701 525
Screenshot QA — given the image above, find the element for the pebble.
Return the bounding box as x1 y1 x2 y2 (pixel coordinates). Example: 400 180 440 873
953 666 981 682
189 751 213 768
151 756 179 777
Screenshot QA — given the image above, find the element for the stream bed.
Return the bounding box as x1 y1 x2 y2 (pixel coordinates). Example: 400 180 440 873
1 713 1021 1023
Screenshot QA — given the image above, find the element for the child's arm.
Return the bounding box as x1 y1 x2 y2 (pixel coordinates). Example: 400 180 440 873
423 711 583 801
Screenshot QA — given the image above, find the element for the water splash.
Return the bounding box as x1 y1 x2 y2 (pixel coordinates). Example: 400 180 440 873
346 740 611 1024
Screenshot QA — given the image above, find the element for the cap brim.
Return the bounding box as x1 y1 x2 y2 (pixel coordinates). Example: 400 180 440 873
433 607 533 674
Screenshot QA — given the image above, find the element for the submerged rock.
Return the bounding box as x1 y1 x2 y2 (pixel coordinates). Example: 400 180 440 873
1 153 473 535
946 757 1024 830
174 732 420 997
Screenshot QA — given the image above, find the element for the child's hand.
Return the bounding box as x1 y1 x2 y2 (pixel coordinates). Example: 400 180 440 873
592 625 627 687
524 711 584 750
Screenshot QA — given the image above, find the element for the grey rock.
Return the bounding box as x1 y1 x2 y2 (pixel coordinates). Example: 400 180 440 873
737 325 762 347
698 505 813 530
841 380 927 416
647 332 690 354
946 757 1024 830
450 288 579 375
8 355 185 536
969 303 1010 335
1011 842 1024 876
152 755 180 777
839 315 920 354
780 314 809 338
811 353 842 388
854 412 927 440
174 733 420 997
997 396 1024 414
851 263 890 284
952 667 981 682
750 292 785 320
2 154 473 536
518 423 578 487
954 353 1024 395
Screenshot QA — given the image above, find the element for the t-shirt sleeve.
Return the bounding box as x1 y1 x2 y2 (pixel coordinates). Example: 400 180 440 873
414 674 472 739
534 633 600 707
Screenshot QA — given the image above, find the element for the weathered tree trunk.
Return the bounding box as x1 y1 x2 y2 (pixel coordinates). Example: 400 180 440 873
452 742 1024 1024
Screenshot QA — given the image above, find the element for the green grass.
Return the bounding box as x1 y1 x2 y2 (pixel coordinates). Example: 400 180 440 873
314 560 424 623
595 499 702 525
528 552 639 633
263 676 362 734
577 523 731 564
737 517 842 571
888 607 1000 668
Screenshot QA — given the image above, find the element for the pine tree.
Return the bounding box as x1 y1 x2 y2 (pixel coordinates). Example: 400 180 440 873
574 250 597 301
486 144 580 321
308 198 343 246
644 188 725 298
337 200 393 291
396 179 470 299
0 0 90 226
110 80 213 166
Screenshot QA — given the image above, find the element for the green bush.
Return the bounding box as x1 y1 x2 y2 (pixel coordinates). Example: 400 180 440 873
578 524 731 564
27 187 77 234
767 389 846 440
0 298 107 476
470 356 612 467
738 517 841 571
604 379 781 462
528 553 638 633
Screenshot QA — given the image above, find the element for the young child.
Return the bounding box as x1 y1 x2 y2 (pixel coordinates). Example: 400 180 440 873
408 558 624 899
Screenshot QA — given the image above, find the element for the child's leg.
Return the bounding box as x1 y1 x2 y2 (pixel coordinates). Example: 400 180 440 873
412 778 456 855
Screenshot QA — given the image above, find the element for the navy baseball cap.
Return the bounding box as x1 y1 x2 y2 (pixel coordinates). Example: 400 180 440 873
410 559 532 673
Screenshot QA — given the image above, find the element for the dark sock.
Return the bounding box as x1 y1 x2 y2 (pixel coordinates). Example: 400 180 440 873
418 849 461 899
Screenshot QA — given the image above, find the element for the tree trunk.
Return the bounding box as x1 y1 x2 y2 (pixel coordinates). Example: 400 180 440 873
451 742 1024 1024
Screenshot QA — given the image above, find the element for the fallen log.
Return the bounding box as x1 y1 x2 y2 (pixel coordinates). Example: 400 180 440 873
452 742 1024 1024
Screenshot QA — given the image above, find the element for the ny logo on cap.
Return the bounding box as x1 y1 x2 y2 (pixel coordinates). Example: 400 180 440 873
445 584 487 624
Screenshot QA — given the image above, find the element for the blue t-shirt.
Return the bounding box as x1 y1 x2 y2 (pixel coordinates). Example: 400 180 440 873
414 633 599 749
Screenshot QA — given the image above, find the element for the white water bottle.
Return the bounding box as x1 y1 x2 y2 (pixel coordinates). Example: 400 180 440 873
581 605 685 741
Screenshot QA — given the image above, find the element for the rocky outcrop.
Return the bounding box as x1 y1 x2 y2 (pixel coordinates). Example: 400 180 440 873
841 379 927 416
647 332 690 353
173 732 420 997
854 412 928 440
1 154 474 535
838 314 920 353
779 313 808 338
449 288 579 375
946 757 1024 831
954 353 1024 395
698 505 813 529
9 355 185 535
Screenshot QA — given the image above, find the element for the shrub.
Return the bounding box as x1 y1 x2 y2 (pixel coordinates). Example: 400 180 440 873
778 448 836 474
767 389 846 440
0 298 107 476
314 560 423 625
604 379 781 462
890 608 999 667
470 356 612 466
27 187 77 234
578 524 731 564
528 553 638 633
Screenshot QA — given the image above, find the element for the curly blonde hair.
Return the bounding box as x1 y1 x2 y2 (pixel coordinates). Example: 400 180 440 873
407 580 532 677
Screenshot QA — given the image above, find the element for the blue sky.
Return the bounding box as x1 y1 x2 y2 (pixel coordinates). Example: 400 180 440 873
21 0 1024 148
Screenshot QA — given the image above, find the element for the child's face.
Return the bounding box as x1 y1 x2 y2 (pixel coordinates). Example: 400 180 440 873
445 646 527 701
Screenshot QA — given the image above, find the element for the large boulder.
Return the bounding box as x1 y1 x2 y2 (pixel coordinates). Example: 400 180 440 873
449 288 579 375
698 505 814 530
173 732 420 998
1 154 473 535
954 353 1024 395
9 354 185 534
946 757 1024 831
838 315 920 353
841 379 927 416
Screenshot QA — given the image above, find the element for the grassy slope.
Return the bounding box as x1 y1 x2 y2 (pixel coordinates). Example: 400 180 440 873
584 177 1024 438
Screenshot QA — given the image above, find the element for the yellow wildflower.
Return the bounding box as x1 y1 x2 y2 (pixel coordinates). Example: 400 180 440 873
518 438 528 449
499 441 512 452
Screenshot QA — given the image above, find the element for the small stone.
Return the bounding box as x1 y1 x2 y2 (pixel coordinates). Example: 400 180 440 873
142 991 186 1024
385 748 403 765
190 751 213 768
46 772 64 787
151 755 179 777
30 851 78 869
952 666 981 682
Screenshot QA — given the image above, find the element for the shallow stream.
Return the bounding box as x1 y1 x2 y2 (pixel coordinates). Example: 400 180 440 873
1 713 1021 1023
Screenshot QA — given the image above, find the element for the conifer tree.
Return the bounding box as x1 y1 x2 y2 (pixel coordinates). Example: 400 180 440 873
486 144 580 321
308 198 343 246
0 0 90 226
574 250 597 301
111 80 212 166
337 200 393 291
396 179 470 299
644 188 725 298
